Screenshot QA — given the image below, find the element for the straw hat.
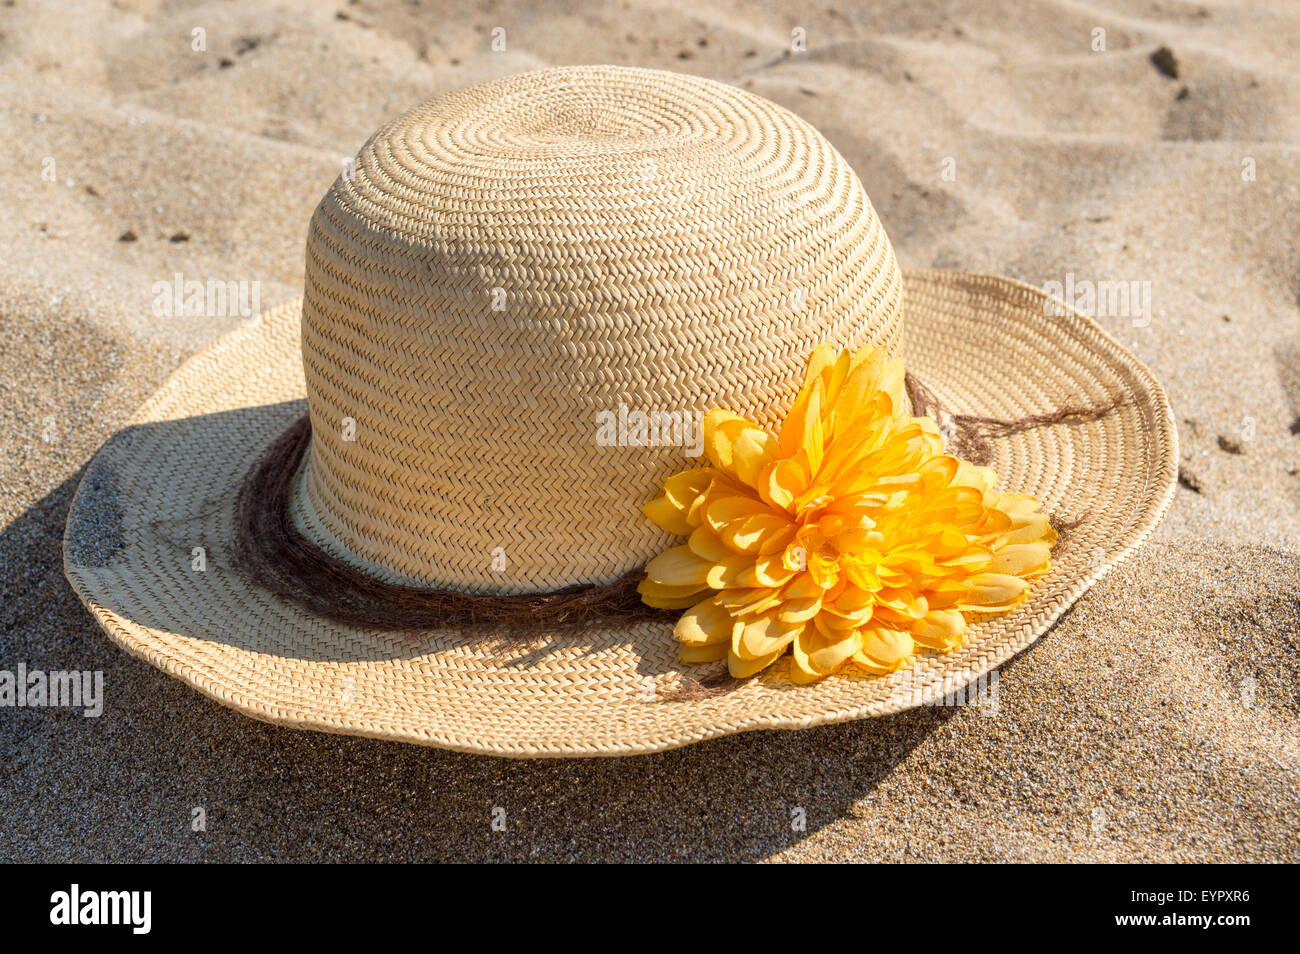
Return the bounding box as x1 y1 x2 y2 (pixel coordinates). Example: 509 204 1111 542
63 65 1177 757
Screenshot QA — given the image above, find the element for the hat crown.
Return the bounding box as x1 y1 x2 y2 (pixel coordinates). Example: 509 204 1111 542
294 65 903 592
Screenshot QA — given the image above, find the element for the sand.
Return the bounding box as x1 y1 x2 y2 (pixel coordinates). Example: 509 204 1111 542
2 0 1297 861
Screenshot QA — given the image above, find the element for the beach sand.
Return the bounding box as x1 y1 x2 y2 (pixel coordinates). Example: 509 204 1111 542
2 0 1297 861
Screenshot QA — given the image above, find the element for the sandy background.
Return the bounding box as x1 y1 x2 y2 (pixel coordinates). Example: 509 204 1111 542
3 0 1298 861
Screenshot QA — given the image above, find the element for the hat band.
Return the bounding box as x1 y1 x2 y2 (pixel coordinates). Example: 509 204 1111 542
232 412 676 635
233 379 1121 636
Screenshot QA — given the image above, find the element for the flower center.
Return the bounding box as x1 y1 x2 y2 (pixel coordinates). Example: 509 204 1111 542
785 515 886 593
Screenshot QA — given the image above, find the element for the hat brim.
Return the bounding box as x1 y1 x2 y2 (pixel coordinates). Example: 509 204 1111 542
62 270 1177 757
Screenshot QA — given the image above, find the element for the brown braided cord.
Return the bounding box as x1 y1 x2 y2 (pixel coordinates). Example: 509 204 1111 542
904 371 1127 469
234 411 672 634
231 382 1121 633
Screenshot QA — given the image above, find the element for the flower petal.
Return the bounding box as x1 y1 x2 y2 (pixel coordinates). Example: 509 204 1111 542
728 647 784 678
735 554 796 588
986 542 1052 578
661 466 713 509
705 554 759 589
910 609 967 651
704 495 768 534
703 411 777 488
801 343 838 392
781 376 825 468
791 626 859 683
958 573 1029 612
674 595 740 646
722 512 795 554
688 525 734 562
637 578 710 609
702 409 746 472
728 424 778 488
643 494 694 536
680 643 728 664
1003 511 1054 545
733 613 801 660
857 626 914 667
758 458 808 511
644 545 712 587
777 597 822 623
783 572 824 599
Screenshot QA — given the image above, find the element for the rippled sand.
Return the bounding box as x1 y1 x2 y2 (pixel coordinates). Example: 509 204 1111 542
2 0 1296 861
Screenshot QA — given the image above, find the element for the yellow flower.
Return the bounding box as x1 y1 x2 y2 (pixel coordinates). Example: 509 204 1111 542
639 345 1057 683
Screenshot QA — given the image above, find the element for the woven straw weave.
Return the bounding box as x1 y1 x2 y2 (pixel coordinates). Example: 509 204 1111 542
62 66 1177 757
296 65 901 592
